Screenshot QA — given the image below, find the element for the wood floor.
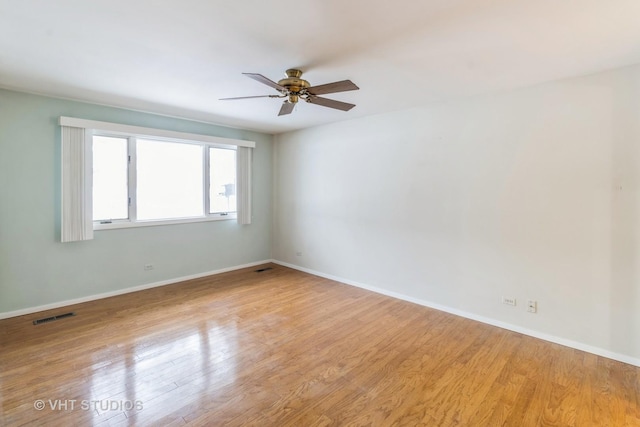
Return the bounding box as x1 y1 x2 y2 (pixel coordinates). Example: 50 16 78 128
1 264 639 426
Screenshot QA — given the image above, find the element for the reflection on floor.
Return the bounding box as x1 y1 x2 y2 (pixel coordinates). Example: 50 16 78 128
1 264 639 425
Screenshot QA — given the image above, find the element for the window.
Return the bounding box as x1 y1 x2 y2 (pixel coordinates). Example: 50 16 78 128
60 116 254 241
92 135 238 227
209 147 237 214
92 136 128 222
136 139 204 221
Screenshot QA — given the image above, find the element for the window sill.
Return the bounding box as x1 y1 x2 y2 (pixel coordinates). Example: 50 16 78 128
94 214 237 230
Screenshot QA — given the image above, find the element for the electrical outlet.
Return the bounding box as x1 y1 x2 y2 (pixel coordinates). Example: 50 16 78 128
527 300 537 313
502 296 516 306
144 264 154 271
295 252 302 257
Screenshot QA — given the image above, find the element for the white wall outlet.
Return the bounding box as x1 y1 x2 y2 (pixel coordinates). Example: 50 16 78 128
502 296 516 306
295 252 302 257
527 300 537 313
144 264 154 271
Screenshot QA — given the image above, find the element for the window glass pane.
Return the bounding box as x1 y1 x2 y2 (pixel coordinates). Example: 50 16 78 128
209 148 236 214
137 139 203 220
93 136 128 221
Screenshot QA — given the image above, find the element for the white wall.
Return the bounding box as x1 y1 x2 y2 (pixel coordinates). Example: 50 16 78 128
273 64 640 363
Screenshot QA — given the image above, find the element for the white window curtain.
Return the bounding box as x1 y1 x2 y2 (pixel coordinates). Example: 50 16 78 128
236 146 253 225
61 125 93 242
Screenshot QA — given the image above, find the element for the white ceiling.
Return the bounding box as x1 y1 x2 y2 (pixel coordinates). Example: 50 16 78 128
1 0 640 134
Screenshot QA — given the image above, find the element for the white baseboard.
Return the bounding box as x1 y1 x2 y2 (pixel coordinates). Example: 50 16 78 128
272 260 640 368
0 259 272 320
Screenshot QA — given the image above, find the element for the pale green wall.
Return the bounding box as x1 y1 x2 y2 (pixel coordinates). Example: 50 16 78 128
0 89 273 314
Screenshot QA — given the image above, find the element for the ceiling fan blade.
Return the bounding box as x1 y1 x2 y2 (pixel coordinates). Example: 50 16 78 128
307 96 356 111
243 73 285 91
219 95 281 100
278 101 295 116
307 80 359 95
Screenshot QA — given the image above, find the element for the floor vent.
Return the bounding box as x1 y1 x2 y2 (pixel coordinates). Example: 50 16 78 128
255 267 273 273
33 312 75 325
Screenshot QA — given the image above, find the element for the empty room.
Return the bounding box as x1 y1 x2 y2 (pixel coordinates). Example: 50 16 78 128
1 1 640 425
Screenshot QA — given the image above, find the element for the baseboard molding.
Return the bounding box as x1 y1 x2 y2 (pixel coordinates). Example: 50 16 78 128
0 259 272 320
272 260 640 368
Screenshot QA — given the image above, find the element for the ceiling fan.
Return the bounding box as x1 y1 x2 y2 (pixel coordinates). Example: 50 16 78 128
220 69 359 116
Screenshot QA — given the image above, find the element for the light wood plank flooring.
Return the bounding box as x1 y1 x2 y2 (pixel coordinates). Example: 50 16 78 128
1 264 639 426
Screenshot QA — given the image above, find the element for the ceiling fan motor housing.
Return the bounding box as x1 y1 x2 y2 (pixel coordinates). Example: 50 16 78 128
278 69 310 102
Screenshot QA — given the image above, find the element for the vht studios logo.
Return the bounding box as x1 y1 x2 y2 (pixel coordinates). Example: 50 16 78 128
34 399 143 411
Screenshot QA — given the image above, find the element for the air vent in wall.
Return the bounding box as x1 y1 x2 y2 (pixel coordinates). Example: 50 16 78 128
33 312 75 325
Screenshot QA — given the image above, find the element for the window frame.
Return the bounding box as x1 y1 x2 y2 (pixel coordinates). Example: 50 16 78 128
91 134 130 223
60 116 254 241
59 116 254 231
207 146 238 216
92 132 239 230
